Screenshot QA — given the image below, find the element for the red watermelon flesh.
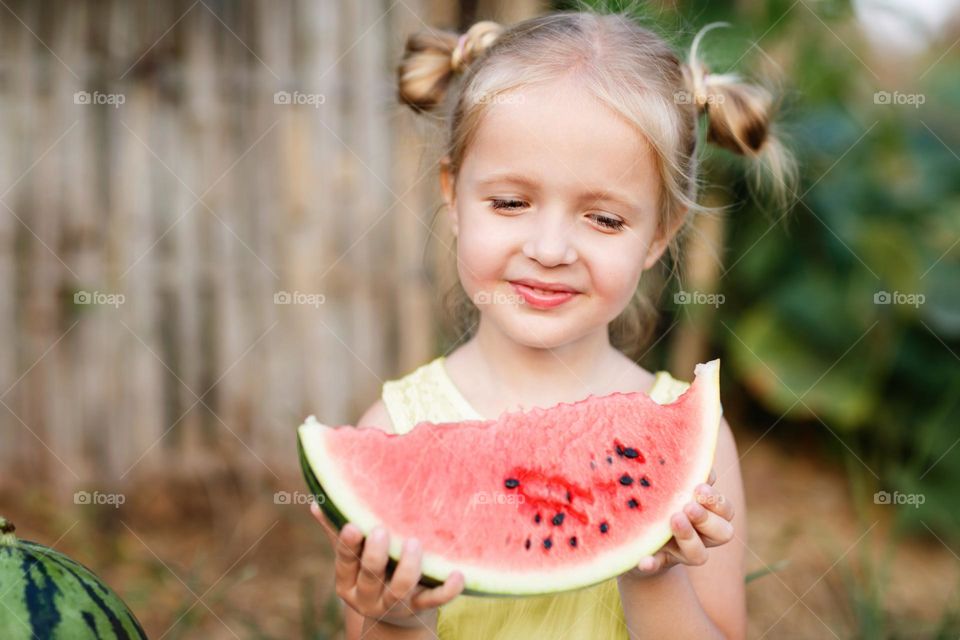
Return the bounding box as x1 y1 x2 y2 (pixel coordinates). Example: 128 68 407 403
298 359 722 596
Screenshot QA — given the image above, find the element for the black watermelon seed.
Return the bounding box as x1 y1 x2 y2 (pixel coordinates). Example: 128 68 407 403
534 513 541 524
504 478 519 489
640 477 651 487
590 460 596 469
627 498 639 509
543 538 553 549
525 538 531 550
615 444 625 457
658 457 665 465
599 522 609 534
623 447 640 459
552 513 565 526
619 474 633 486
569 537 577 547
606 456 613 464
566 490 572 502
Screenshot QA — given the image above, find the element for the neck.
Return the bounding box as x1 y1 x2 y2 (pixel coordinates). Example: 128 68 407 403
467 315 620 404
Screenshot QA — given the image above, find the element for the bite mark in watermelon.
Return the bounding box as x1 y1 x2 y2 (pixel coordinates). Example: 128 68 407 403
298 359 722 596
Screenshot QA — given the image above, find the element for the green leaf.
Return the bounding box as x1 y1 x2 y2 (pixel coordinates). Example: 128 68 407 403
726 304 883 428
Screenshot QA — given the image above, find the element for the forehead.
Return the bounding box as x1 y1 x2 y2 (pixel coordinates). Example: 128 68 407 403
462 78 658 197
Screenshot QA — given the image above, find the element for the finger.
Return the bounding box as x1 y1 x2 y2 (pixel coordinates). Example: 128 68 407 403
671 512 708 565
382 538 423 611
334 523 365 590
311 503 338 545
635 551 667 574
684 501 734 547
707 467 717 485
410 571 465 610
356 526 390 605
695 484 734 521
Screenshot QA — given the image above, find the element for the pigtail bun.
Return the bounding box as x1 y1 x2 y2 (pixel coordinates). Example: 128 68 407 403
682 22 797 211
397 21 504 113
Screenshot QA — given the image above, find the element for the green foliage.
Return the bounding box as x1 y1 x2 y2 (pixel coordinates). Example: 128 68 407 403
704 3 960 545
557 0 960 543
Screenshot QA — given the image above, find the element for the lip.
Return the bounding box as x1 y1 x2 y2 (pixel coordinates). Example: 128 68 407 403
509 281 579 309
509 279 579 294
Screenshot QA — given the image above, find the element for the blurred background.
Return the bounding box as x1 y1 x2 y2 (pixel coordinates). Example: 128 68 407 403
0 0 958 637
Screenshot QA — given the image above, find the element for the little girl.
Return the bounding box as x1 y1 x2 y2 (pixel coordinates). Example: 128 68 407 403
311 8 794 640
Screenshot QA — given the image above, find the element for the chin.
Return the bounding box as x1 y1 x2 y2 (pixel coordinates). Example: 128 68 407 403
497 310 598 351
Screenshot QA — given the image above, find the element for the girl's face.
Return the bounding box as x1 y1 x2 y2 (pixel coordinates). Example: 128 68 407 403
441 77 678 351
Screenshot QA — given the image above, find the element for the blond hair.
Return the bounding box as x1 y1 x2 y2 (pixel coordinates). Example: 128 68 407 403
397 11 796 359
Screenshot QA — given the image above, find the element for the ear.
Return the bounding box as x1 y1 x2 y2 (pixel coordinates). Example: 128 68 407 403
439 155 458 238
642 209 687 271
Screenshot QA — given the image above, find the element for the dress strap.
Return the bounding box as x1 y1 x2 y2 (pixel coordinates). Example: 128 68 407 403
381 357 480 435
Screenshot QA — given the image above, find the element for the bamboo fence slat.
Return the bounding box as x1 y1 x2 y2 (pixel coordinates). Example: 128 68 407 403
0 0 476 487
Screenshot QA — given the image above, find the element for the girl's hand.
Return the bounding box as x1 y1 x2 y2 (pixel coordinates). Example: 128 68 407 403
621 468 735 580
310 501 465 629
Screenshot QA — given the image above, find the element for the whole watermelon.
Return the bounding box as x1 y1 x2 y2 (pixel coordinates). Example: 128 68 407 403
0 517 147 639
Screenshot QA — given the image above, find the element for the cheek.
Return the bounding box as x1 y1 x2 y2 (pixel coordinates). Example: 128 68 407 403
582 242 645 305
601 260 643 302
455 208 515 285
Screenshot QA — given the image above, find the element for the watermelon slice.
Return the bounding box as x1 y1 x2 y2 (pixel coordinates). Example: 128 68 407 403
298 359 722 596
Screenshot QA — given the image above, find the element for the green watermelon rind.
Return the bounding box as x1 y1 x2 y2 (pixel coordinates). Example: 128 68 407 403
297 437 447 593
298 359 722 597
0 527 148 639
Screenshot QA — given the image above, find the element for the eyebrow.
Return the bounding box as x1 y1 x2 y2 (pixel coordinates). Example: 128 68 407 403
477 172 640 212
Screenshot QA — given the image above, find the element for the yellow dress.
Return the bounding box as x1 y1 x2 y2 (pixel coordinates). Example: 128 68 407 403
381 356 692 640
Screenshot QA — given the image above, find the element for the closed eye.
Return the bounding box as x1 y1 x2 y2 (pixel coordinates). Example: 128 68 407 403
489 198 528 211
589 214 625 231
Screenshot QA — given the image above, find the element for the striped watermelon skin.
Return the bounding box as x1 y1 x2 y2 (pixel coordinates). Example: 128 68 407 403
1 525 147 639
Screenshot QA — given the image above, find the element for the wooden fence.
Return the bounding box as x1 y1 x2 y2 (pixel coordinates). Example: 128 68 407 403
0 0 533 486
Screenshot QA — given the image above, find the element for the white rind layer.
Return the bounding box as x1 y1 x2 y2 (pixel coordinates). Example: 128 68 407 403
298 358 722 596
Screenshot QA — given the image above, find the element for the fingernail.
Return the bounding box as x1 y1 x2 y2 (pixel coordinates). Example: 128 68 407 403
687 503 705 518
372 527 386 541
640 557 654 571
698 484 714 495
405 538 420 553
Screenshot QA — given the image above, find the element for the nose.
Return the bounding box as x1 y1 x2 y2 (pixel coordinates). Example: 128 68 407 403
521 210 578 267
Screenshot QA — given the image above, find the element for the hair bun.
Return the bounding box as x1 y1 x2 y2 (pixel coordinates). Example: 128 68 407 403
397 20 503 114
682 21 797 210
450 21 504 73
683 23 773 156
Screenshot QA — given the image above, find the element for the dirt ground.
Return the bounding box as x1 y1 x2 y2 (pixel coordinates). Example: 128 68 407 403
2 430 958 639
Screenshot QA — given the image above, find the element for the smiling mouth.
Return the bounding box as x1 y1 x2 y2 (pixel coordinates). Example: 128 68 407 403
509 282 579 309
